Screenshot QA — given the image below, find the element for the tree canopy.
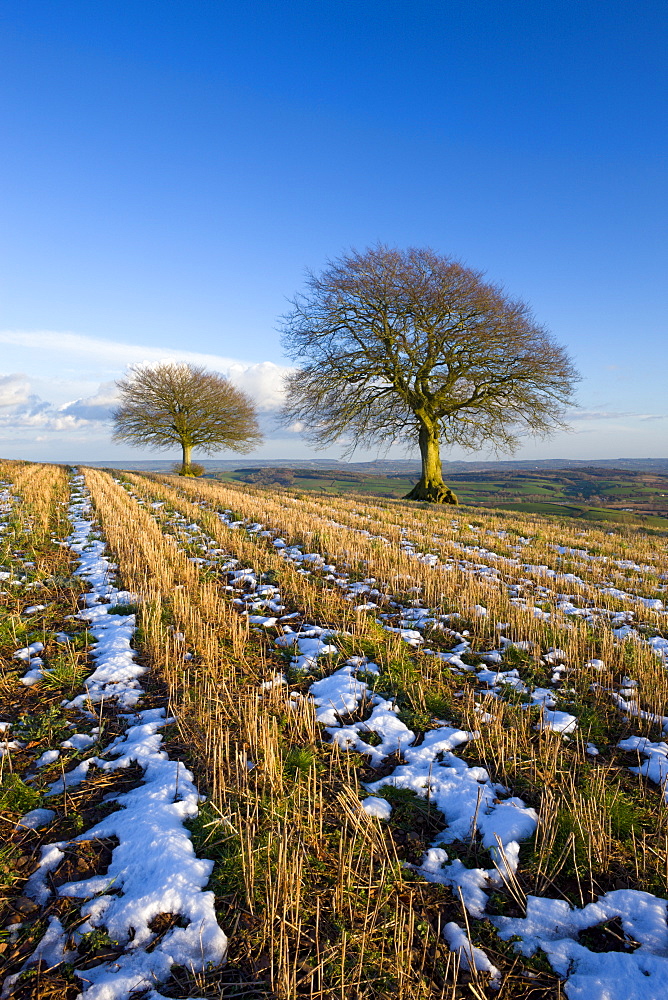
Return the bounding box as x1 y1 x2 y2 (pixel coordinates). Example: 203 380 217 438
113 362 262 473
280 245 580 502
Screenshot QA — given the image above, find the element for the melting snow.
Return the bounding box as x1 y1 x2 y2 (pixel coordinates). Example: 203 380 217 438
14 474 227 999
495 891 668 1000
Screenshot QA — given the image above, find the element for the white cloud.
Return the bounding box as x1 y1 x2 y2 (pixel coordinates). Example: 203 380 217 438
0 333 296 458
0 371 103 440
56 364 291 424
0 329 271 378
0 373 31 408
1 329 664 462
0 330 292 416
0 398 91 437
59 382 121 422
226 361 291 412
568 408 667 422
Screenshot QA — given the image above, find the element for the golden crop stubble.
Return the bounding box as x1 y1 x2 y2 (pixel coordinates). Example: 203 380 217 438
4 462 73 583
111 482 463 996
136 473 668 739
139 474 509 634
101 470 668 994
165 476 668 735
123 472 369 633
10 461 69 540
145 475 601 675
84 470 256 761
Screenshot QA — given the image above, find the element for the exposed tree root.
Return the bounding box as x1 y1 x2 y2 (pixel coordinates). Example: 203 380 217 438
403 480 458 504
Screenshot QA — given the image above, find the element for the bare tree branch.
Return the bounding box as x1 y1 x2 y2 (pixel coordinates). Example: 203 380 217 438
112 362 262 474
280 245 580 502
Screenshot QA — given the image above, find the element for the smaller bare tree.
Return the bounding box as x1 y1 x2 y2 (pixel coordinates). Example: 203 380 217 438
113 362 262 474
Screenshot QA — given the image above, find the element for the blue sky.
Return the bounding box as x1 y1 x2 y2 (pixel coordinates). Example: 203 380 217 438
1 1 666 462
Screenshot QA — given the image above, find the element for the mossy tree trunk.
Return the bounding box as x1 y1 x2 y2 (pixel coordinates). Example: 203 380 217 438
180 440 192 472
404 422 458 504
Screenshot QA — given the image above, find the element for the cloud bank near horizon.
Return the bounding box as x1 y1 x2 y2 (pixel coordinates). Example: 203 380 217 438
0 329 666 462
0 330 295 452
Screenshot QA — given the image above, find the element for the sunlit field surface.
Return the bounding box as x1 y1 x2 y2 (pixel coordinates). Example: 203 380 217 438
1 460 668 999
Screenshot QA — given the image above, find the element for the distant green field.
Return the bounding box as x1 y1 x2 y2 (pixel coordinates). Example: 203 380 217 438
215 472 413 497
600 485 657 495
449 479 559 495
489 501 668 528
213 467 668 529
289 476 409 496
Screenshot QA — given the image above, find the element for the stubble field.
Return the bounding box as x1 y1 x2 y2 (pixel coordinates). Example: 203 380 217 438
1 460 668 999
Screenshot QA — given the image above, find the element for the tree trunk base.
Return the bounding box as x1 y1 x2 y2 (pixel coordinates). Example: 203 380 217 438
174 462 205 478
403 480 458 504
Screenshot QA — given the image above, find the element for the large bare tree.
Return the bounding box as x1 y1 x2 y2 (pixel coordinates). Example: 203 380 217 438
113 362 262 473
280 246 579 502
